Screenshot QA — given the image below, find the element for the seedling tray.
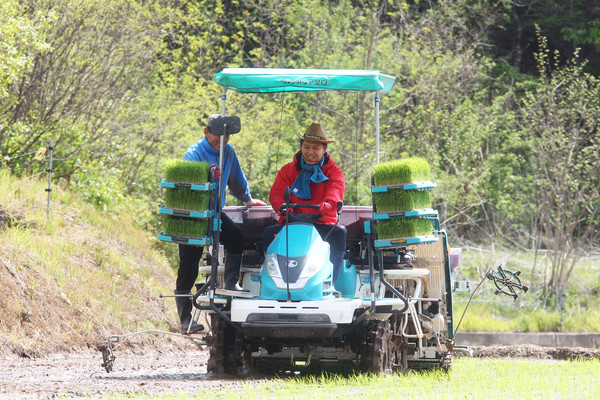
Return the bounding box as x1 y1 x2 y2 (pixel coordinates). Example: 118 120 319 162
374 234 439 248
159 206 213 219
373 208 438 220
157 233 213 246
371 181 437 193
160 179 215 191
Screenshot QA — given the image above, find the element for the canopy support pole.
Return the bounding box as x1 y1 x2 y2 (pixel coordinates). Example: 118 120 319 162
221 87 227 117
209 87 228 301
375 91 381 165
208 86 245 336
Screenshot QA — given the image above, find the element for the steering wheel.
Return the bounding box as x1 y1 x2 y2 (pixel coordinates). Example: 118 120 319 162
279 187 321 223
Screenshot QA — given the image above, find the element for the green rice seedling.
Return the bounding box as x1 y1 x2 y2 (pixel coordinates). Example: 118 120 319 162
372 157 431 186
163 159 210 183
163 159 211 211
164 188 210 211
373 190 432 212
376 218 433 239
161 215 208 238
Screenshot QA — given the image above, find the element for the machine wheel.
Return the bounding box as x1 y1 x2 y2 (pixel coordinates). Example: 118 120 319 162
361 319 393 374
207 314 226 374
389 314 408 373
439 352 452 373
232 340 252 377
207 314 249 376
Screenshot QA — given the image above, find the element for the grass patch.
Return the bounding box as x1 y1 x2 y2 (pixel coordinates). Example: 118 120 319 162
454 295 600 333
161 215 208 238
372 157 431 186
373 190 432 212
122 358 600 400
163 159 210 183
0 170 178 354
452 246 600 332
453 301 517 332
376 218 433 239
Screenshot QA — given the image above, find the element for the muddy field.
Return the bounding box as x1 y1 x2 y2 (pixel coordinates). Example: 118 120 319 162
0 341 227 400
1 339 599 400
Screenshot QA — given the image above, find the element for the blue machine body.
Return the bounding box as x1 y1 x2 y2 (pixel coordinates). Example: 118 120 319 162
335 260 357 297
260 223 336 301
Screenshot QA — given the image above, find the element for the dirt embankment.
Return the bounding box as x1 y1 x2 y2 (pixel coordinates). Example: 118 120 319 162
471 345 600 360
0 205 180 359
471 344 600 360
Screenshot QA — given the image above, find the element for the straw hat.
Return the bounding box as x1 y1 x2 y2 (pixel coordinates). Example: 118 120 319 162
295 123 334 144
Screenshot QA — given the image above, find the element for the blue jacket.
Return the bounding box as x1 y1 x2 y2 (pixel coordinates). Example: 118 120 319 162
184 138 252 207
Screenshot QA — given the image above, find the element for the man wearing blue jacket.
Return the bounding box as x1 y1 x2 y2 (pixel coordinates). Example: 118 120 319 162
175 114 266 333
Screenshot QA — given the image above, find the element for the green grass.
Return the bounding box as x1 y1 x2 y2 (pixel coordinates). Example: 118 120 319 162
163 159 210 183
0 169 178 354
453 301 517 332
376 218 433 239
373 190 432 212
105 358 600 399
372 157 431 186
452 246 600 332
454 295 600 333
161 215 208 238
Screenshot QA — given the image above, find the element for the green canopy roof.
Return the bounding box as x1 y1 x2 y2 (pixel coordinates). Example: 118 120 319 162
214 68 396 93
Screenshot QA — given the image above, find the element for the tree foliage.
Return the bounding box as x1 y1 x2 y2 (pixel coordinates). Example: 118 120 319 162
488 0 600 74
520 29 600 299
0 0 52 98
0 0 173 196
1 0 599 304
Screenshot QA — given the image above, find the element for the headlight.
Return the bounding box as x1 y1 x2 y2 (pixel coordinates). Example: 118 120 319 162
265 253 281 279
299 253 325 280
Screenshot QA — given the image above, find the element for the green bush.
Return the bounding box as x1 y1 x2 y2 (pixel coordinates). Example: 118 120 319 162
452 301 515 332
516 309 562 332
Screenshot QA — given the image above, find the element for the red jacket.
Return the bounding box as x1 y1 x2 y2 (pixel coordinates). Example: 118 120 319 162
269 151 345 225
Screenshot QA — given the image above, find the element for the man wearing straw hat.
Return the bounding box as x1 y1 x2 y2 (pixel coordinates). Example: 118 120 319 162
265 122 347 291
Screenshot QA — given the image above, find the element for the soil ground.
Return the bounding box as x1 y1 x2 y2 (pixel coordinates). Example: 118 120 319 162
0 339 221 400
1 337 599 400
